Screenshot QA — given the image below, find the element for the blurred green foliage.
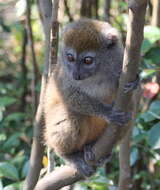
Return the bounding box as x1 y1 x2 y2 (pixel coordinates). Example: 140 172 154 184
0 0 160 190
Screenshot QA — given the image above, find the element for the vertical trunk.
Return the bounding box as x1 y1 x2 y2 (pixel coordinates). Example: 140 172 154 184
151 0 160 84
104 0 111 22
80 0 92 18
151 0 160 26
150 0 160 84
92 0 99 19
132 155 144 190
80 0 99 18
156 71 160 84
20 27 28 112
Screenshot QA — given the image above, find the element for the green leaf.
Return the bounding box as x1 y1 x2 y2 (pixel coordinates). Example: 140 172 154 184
132 127 141 137
0 179 3 189
148 122 160 149
3 181 23 190
10 154 25 170
149 101 160 114
144 25 160 43
0 133 6 141
0 162 19 181
15 0 26 17
132 127 147 143
130 147 138 166
133 133 147 144
145 47 160 65
10 23 23 50
140 68 156 79
5 112 25 122
21 160 29 178
0 107 5 122
3 133 21 149
139 101 160 122
74 183 88 190
89 184 107 190
141 39 153 54
0 97 16 107
90 175 108 184
140 112 155 122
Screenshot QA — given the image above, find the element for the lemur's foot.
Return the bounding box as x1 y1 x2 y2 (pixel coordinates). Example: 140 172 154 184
124 74 139 93
65 151 96 177
107 108 131 125
84 143 112 167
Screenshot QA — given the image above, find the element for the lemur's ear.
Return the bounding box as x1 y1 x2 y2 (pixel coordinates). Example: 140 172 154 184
106 28 119 45
102 27 119 46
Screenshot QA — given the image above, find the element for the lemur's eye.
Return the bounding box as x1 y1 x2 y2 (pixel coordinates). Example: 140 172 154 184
67 53 75 62
84 57 93 65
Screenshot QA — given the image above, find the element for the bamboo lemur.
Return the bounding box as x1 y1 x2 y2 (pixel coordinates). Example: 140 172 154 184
44 19 136 177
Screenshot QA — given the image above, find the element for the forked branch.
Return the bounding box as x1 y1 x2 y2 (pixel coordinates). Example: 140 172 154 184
23 1 52 190
89 0 148 164
34 0 148 189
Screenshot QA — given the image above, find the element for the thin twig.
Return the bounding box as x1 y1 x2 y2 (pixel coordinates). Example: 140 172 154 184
20 26 28 112
64 0 73 22
26 0 39 112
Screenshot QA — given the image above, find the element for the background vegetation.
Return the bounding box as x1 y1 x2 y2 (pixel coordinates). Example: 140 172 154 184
0 0 160 189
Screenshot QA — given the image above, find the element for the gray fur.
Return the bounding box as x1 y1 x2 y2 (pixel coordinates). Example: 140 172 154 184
44 19 128 177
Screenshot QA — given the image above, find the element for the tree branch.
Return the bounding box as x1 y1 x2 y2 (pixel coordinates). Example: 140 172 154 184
23 1 52 190
48 0 59 74
19 26 28 112
34 166 83 190
80 0 92 18
89 0 148 164
118 128 132 190
26 0 39 111
92 0 99 19
64 0 73 22
104 0 111 22
37 0 52 75
33 1 148 189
